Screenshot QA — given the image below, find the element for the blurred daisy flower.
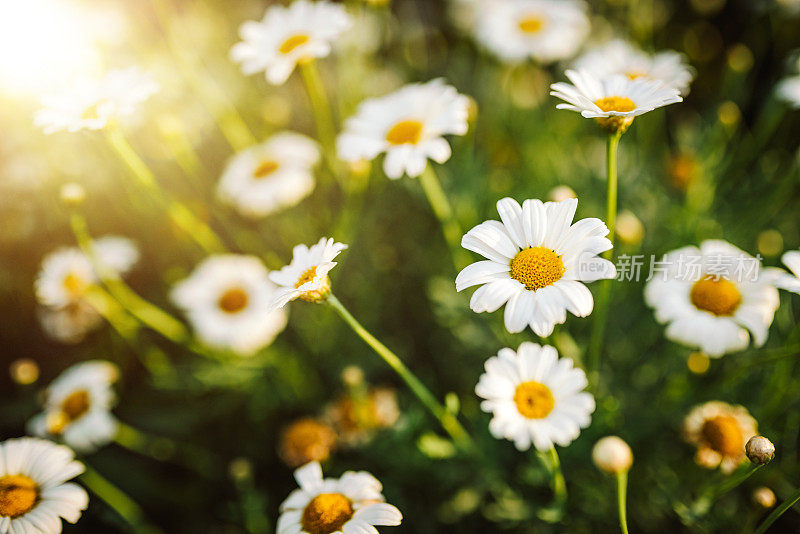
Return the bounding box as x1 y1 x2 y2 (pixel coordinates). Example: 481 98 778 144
644 240 780 357
37 302 104 345
278 461 402 534
35 67 158 134
456 197 616 336
170 255 288 356
230 0 352 86
776 75 800 108
278 417 338 468
0 438 88 532
765 249 800 293
325 386 401 447
217 132 320 218
550 70 682 132
572 39 695 95
27 361 119 454
474 0 590 64
337 79 470 179
475 342 594 451
269 237 347 309
684 401 757 473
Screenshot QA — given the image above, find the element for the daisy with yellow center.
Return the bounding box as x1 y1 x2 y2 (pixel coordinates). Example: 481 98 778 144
230 0 352 86
684 401 758 473
268 238 347 310
170 255 288 355
644 240 780 357
476 342 594 451
550 69 682 132
0 438 88 532
27 361 120 453
337 79 470 179
325 386 401 447
765 249 800 294
456 197 616 336
217 132 320 218
278 462 402 534
279 418 338 468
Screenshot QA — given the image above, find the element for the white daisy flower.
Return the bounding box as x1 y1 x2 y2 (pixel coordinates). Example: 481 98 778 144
217 132 320 218
456 197 616 337
550 69 682 131
269 238 348 309
644 240 780 357
277 461 402 534
170 255 288 356
230 0 352 86
27 361 120 454
0 437 89 532
776 75 800 108
474 0 590 64
34 67 158 134
683 401 757 473
766 249 800 293
475 342 595 451
572 39 695 95
37 302 104 345
336 79 470 179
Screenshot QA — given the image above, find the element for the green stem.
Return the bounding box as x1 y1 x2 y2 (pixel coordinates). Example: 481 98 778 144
300 61 338 170
536 446 567 522
617 471 630 534
80 464 162 533
682 464 762 522
418 164 466 269
754 484 800 534
326 294 473 451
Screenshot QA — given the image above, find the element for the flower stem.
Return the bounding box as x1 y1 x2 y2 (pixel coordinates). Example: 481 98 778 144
418 164 466 269
536 446 567 522
300 61 338 171
754 484 800 534
80 464 162 533
326 294 473 451
616 471 630 534
680 464 762 522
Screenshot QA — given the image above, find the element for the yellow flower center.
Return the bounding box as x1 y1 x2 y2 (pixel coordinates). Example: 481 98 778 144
48 389 91 434
253 160 279 179
385 120 423 145
509 247 564 291
279 34 310 55
594 96 636 113
81 102 101 121
63 272 87 296
279 418 337 467
514 381 554 419
518 15 545 34
218 287 249 314
301 493 354 534
702 415 744 457
296 266 318 288
0 475 38 518
690 276 741 316
625 71 647 80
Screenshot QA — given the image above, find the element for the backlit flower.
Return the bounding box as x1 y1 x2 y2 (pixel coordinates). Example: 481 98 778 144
325 387 401 447
269 238 347 309
684 401 757 473
776 75 800 108
278 418 338 468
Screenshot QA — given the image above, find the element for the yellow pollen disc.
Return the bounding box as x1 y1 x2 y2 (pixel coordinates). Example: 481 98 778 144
63 272 87 296
594 96 636 113
518 15 545 34
385 120 423 145
218 288 249 314
296 266 318 288
301 493 354 534
509 247 565 291
702 415 744 457
0 475 38 518
690 276 741 316
514 381 554 419
279 34 310 55
253 160 279 179
625 71 647 80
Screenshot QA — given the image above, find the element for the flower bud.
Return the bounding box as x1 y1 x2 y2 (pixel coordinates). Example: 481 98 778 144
752 486 776 508
547 185 576 203
745 436 775 465
592 436 633 474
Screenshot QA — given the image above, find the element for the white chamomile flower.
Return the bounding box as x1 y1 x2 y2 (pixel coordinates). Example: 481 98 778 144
38 302 104 345
776 75 800 108
269 238 348 309
27 361 120 454
644 240 780 357
474 0 590 64
35 67 158 134
337 79 470 179
230 0 352 86
475 342 595 451
683 401 757 473
170 255 288 356
550 69 682 132
0 437 89 532
277 461 402 534
456 197 616 337
217 132 320 218
766 249 800 293
572 39 695 95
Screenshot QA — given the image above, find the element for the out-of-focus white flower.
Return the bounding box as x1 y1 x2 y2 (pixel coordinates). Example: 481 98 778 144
277 462 402 534
269 238 348 309
474 0 590 64
457 197 616 336
684 401 757 473
230 0 352 86
337 79 470 179
547 185 576 203
475 342 594 451
765 249 800 293
170 255 288 355
0 438 88 531
38 302 104 345
644 240 780 357
27 361 119 453
34 67 158 134
572 39 695 94
776 76 800 108
592 436 633 474
217 132 320 218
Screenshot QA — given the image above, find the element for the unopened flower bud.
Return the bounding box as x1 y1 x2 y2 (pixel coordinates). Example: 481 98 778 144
342 365 365 387
548 185 576 203
746 436 775 465
752 486 776 508
615 210 644 245
60 183 85 206
592 436 633 474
